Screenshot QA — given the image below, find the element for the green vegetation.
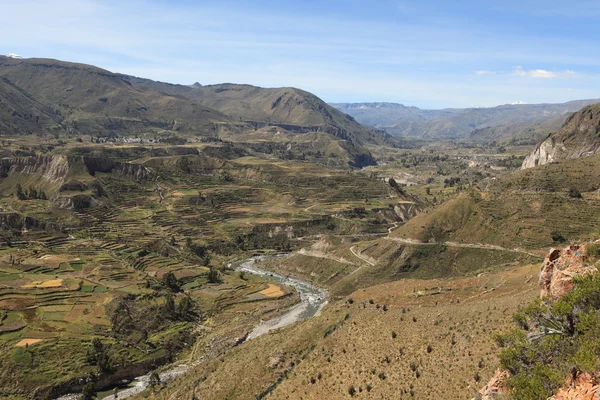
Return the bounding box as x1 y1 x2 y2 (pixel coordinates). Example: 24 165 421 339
497 272 600 400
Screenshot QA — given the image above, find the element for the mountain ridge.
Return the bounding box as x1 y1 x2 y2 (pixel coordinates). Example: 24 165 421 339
0 56 384 167
332 99 600 140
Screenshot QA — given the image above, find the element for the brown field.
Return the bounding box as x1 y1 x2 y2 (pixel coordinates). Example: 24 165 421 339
21 279 64 289
259 284 285 298
15 338 45 347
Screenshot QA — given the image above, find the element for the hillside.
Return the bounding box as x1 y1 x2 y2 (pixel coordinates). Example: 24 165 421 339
119 76 389 147
522 103 600 169
0 56 232 136
333 100 600 140
0 56 385 167
468 114 567 145
0 77 61 134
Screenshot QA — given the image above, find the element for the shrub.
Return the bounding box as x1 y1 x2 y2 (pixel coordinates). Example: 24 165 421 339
551 231 567 243
498 273 600 400
81 382 96 400
207 268 220 284
585 243 600 259
348 385 356 396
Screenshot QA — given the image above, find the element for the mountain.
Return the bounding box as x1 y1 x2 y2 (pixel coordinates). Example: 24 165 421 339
468 114 568 145
332 100 600 140
0 56 384 167
0 56 231 136
0 76 62 134
330 102 460 127
522 103 600 169
118 76 389 148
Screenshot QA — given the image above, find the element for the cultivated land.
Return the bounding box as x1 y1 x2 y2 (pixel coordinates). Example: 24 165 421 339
2 55 600 400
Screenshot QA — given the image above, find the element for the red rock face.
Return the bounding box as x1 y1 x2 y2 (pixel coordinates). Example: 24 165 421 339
539 244 597 300
477 369 509 400
549 372 600 400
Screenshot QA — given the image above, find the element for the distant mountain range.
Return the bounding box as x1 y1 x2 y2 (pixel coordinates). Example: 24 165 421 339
0 56 388 167
332 100 600 140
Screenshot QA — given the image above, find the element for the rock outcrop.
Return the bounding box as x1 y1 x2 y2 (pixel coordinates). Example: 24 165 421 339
0 155 153 187
0 155 70 182
475 243 600 399
0 212 63 232
549 372 600 400
539 244 597 300
476 369 510 400
522 103 600 169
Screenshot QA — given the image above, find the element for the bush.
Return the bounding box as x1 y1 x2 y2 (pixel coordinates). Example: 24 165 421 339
348 385 356 396
498 273 600 400
551 231 567 243
207 267 220 284
586 243 600 259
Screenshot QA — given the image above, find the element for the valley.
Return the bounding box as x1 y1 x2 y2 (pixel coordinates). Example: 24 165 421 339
1 54 600 400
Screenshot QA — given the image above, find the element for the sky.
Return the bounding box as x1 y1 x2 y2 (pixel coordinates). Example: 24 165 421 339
0 0 599 108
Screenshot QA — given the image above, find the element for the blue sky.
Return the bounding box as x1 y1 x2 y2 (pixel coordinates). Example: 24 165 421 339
0 0 599 108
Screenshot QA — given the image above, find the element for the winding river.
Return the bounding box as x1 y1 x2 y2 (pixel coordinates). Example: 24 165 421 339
56 256 328 400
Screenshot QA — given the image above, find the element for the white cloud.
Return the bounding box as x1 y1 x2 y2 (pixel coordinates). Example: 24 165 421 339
529 69 557 78
475 70 496 76
513 67 575 79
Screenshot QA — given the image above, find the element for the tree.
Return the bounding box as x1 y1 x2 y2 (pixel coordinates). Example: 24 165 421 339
162 272 180 293
16 184 26 200
81 382 96 400
207 267 220 284
164 294 176 317
149 370 161 391
177 296 196 321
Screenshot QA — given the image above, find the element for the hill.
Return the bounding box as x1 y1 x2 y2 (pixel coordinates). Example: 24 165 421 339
0 56 384 167
0 56 232 136
332 100 600 140
0 76 61 134
522 103 600 169
468 114 567 146
119 77 389 147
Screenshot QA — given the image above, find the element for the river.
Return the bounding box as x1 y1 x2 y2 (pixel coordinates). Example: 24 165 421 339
55 256 328 400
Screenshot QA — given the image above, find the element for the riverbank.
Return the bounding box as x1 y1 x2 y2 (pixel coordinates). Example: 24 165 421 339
55 256 328 400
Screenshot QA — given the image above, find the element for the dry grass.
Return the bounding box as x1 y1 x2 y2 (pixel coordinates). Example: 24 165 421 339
149 264 539 400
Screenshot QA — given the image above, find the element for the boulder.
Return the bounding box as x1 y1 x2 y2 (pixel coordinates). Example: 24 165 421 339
539 244 597 300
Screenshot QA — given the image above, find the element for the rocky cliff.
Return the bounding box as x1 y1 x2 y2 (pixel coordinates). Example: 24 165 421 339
0 155 70 182
522 103 600 169
0 155 153 184
476 243 600 400
0 212 63 232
